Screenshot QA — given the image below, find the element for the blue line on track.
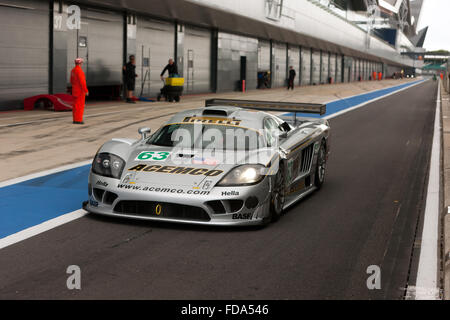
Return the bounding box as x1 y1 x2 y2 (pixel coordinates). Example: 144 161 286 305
0 79 425 239
283 79 424 118
0 165 90 238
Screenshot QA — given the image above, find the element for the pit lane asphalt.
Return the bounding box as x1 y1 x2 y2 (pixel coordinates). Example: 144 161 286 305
0 80 437 299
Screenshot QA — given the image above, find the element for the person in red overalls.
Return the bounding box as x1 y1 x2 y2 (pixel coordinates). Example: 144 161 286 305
70 58 89 124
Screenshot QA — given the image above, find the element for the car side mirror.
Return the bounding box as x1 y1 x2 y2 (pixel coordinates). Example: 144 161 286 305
279 122 291 132
138 127 151 140
278 131 288 139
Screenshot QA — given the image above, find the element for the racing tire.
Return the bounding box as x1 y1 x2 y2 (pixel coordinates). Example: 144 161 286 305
314 140 327 189
269 162 286 222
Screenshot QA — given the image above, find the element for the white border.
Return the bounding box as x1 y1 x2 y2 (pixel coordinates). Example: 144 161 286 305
414 79 441 300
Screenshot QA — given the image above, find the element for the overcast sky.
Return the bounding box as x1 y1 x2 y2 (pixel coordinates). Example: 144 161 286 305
416 0 450 51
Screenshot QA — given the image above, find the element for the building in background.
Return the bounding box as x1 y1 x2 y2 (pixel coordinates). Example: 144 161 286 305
0 0 428 110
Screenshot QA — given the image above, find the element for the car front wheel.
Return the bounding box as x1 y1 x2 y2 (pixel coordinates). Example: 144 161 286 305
314 141 327 189
269 162 286 222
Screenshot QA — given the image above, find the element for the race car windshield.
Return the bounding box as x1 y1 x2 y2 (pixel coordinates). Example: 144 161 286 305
148 123 266 151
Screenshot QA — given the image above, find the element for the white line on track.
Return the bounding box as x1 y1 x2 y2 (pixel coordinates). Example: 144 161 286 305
414 79 441 300
0 79 430 250
0 210 88 250
0 160 92 188
322 78 424 105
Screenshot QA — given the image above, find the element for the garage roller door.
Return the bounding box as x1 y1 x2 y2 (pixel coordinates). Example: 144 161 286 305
336 55 342 83
329 54 336 83
288 45 300 84
311 49 320 85
301 47 311 86
321 52 329 84
365 61 369 80
258 40 271 72
183 26 211 93
0 0 49 109
272 42 287 88
67 8 123 87
136 18 175 97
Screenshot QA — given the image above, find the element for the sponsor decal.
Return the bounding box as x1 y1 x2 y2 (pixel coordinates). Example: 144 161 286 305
221 191 240 196
232 213 253 220
183 116 242 126
117 184 211 195
288 178 306 195
192 157 219 166
287 158 294 184
155 204 162 216
135 151 171 162
314 142 320 153
287 154 301 183
122 174 132 184
89 199 99 207
96 181 108 187
203 180 213 191
128 165 223 177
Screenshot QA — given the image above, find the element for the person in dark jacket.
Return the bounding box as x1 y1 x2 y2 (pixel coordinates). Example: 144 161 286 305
288 66 296 90
123 55 138 103
160 58 178 79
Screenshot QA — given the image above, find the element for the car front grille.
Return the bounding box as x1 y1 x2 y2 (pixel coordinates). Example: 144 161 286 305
93 188 118 205
113 201 211 222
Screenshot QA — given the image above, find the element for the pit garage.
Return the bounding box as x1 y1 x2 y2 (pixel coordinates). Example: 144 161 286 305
330 53 336 83
301 47 311 86
343 56 352 83
136 18 175 97
288 45 300 85
257 40 271 72
0 0 49 109
216 32 258 92
356 59 361 80
336 54 342 83
321 51 329 84
66 7 123 96
272 42 287 88
311 49 321 85
182 25 211 94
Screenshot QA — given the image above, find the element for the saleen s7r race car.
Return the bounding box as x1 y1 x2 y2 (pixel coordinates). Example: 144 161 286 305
83 99 330 226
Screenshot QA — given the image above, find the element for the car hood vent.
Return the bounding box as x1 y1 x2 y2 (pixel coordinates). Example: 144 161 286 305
202 109 229 117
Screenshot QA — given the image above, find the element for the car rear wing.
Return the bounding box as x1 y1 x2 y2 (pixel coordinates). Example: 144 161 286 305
205 98 326 116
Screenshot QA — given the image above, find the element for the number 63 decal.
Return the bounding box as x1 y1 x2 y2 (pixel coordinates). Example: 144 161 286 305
135 151 171 161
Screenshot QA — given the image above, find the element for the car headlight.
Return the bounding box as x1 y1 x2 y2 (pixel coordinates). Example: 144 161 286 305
217 164 266 186
92 153 125 179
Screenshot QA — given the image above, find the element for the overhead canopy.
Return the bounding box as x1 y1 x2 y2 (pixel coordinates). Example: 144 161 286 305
76 0 406 66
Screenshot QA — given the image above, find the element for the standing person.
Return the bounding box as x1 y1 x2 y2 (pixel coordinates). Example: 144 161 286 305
264 71 271 88
287 66 296 90
70 58 89 125
160 58 178 79
123 55 138 103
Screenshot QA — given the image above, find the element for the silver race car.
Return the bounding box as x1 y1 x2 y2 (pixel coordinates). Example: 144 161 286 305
83 99 330 226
